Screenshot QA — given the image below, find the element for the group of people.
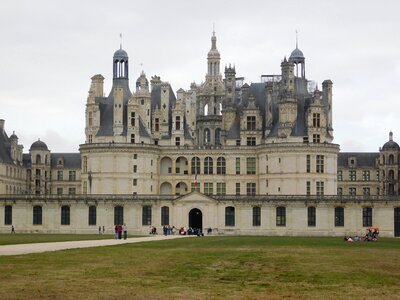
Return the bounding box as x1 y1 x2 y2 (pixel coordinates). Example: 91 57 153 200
98 226 105 234
114 224 128 240
344 228 379 242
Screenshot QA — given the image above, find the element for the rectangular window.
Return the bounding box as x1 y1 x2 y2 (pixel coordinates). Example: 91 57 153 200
276 207 286 227
69 171 76 181
131 112 135 127
349 170 356 181
312 113 320 128
33 206 42 225
176 116 181 130
335 207 344 227
61 206 70 225
175 137 180 146
338 170 343 181
225 207 235 226
88 135 93 143
308 206 316 227
83 181 87 195
57 187 63 195
133 179 137 186
306 181 311 196
362 207 372 227
246 137 256 146
235 183 240 195
337 187 343 195
155 118 159 132
204 182 213 195
57 170 63 181
362 170 370 181
236 157 240 175
246 157 256 174
316 155 324 173
252 206 261 226
316 181 324 195
131 134 135 144
191 182 200 192
306 155 310 173
247 116 256 130
246 182 256 196
313 134 320 143
88 206 96 226
161 206 169 226
216 183 226 195
363 187 370 196
236 139 241 146
4 206 12 225
142 206 152 226
349 187 356 195
68 188 76 195
133 165 137 173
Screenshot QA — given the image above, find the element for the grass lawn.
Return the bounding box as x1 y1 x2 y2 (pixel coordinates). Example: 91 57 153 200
0 236 399 299
0 234 115 245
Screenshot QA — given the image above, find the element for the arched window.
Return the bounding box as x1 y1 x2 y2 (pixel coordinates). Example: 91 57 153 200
204 157 213 175
142 205 152 226
33 206 42 225
389 170 395 180
218 103 222 116
389 154 394 165
36 154 41 164
204 128 210 144
225 206 235 226
4 205 12 225
276 207 286 226
215 128 221 145
216 157 226 174
334 207 344 227
252 206 261 226
61 206 70 225
88 206 96 226
191 157 200 175
114 206 124 225
161 206 169 226
204 104 209 116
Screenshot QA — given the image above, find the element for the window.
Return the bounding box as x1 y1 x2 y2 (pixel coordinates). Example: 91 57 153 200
142 205 152 226
33 206 42 225
114 206 124 225
276 207 286 226
175 116 181 130
216 183 226 195
235 183 240 195
204 182 213 195
204 128 210 144
4 205 12 225
133 165 137 173
133 179 137 186
362 170 370 181
247 116 256 130
363 188 370 196
175 137 180 146
306 181 311 196
236 158 240 175
69 171 76 181
312 113 321 128
349 187 356 196
83 156 87 173
316 155 324 173
337 187 343 195
88 134 93 143
61 206 70 225
246 182 256 196
338 170 343 181
247 137 256 146
68 188 76 195
335 207 344 227
349 170 356 181
57 188 63 195
306 155 310 173
155 118 159 131
316 181 324 195
57 170 63 181
225 206 235 226
131 112 135 127
216 157 226 174
308 207 316 227
252 206 261 226
191 157 200 175
204 157 213 174
313 134 320 143
161 206 169 226
236 139 241 146
362 207 372 227
215 128 221 145
191 182 200 192
246 157 256 174
376 170 380 181
131 134 135 144
36 154 41 164
88 112 93 126
88 206 96 226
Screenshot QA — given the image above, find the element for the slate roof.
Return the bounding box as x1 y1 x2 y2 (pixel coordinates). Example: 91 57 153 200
50 153 81 169
338 152 379 168
0 130 13 164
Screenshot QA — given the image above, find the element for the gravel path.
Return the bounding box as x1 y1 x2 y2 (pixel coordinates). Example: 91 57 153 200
0 235 189 256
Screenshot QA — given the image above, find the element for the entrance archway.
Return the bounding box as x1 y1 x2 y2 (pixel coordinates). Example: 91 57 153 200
189 208 202 231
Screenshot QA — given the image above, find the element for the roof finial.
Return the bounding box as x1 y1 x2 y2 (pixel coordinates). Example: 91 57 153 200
213 23 215 36
390 130 393 141
295 29 298 49
120 33 123 50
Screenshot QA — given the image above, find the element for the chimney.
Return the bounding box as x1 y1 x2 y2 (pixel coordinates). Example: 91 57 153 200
0 119 4 133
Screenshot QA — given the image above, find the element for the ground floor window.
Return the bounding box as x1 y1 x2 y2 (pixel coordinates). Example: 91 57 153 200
335 207 344 227
225 206 235 226
88 205 96 226
33 206 42 225
362 207 372 227
4 205 12 225
161 206 169 226
142 205 152 226
252 206 261 226
308 206 316 227
114 206 124 225
61 206 70 225
276 207 286 227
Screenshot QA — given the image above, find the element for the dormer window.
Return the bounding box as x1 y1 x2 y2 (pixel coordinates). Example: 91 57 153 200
348 157 357 168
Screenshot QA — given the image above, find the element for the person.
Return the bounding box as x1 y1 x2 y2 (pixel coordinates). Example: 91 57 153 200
11 225 15 234
123 223 128 240
99 226 101 234
102 226 105 234
114 225 118 239
117 225 122 239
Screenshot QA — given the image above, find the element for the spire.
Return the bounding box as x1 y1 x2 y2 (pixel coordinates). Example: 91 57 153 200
390 131 393 141
120 33 122 50
211 26 217 50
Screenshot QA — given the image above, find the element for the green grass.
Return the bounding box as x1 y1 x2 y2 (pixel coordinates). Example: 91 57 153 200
0 236 399 299
0 233 114 245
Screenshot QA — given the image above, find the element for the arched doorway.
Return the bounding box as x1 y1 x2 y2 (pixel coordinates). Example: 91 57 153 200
189 208 202 231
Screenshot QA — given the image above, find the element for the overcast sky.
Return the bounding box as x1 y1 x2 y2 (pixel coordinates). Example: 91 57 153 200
1 0 399 153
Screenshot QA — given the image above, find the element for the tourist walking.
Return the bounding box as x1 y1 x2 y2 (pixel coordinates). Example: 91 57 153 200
123 223 128 240
11 225 15 234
